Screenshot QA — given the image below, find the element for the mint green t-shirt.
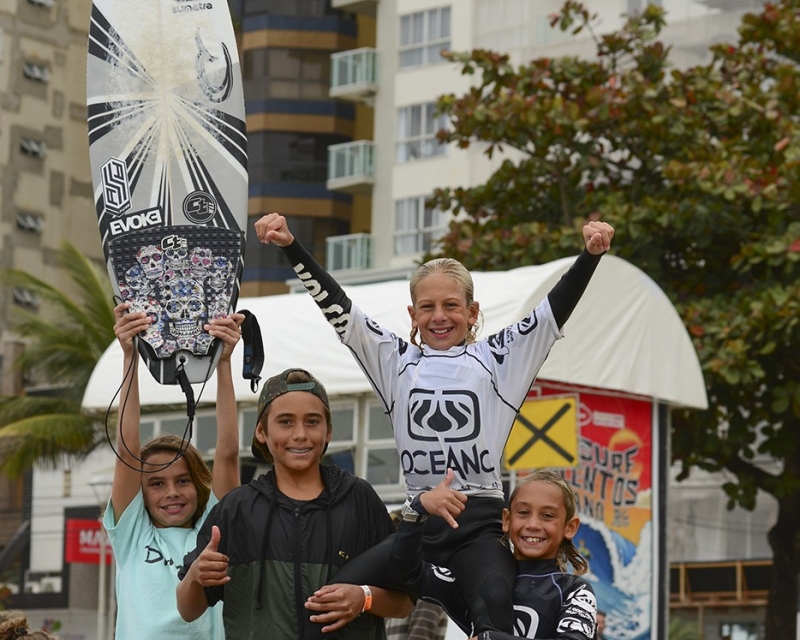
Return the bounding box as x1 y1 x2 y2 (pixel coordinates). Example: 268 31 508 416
104 490 222 640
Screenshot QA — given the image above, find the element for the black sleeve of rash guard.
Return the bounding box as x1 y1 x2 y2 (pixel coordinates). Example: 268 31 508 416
546 249 603 329
280 239 352 335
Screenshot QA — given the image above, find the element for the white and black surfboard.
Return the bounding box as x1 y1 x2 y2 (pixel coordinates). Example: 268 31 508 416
87 0 248 385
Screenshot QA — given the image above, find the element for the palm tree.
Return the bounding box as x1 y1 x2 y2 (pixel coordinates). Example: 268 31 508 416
0 242 116 476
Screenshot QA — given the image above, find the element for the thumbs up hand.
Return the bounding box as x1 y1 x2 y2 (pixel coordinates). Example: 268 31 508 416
191 526 230 587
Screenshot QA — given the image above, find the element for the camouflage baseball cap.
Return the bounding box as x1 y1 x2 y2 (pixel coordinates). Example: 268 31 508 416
251 368 330 463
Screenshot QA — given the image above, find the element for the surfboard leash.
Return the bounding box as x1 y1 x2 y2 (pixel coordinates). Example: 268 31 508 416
105 345 193 473
238 309 264 393
174 363 196 421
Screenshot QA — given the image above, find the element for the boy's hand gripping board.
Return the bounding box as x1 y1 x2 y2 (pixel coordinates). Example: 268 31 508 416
87 0 248 385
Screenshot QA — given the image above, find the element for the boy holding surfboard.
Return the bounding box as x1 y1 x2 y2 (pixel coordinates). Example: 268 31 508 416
106 306 243 640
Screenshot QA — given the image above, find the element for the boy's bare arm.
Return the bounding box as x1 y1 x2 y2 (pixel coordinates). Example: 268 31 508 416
208 314 244 499
110 304 150 523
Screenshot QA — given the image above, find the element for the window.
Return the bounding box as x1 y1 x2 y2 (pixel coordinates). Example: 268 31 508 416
324 403 357 474
244 213 349 280
248 131 347 184
12 288 39 307
364 402 400 487
22 62 50 82
396 103 448 163
20 137 46 158
241 408 258 436
718 622 763 640
326 233 372 271
399 6 451 68
194 414 220 453
475 0 531 52
243 0 338 17
394 196 447 256
139 419 156 444
243 48 331 100
28 0 54 6
160 417 196 441
133 412 235 454
16 212 44 233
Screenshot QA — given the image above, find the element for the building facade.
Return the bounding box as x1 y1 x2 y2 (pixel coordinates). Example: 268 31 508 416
324 0 770 284
0 0 99 598
229 0 377 296
0 0 100 365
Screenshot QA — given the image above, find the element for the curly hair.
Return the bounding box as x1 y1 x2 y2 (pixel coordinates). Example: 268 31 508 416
0 610 57 640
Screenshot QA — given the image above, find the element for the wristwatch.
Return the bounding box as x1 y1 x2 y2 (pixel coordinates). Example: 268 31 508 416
400 495 428 523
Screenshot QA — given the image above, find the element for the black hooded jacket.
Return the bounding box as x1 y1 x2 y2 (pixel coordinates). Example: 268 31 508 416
180 465 393 640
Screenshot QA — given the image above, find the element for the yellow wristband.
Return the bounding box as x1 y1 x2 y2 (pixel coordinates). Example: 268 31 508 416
360 585 372 613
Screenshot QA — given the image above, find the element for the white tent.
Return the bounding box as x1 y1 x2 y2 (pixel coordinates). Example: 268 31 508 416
82 254 708 411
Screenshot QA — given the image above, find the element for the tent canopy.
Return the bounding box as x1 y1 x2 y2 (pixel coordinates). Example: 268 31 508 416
82 255 708 411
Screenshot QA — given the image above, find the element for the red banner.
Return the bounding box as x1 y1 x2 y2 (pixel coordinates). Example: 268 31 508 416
529 383 656 640
64 518 112 565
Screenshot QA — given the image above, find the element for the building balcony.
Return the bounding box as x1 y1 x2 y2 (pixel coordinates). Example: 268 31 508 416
327 140 375 194
326 233 373 271
331 0 377 17
330 48 378 105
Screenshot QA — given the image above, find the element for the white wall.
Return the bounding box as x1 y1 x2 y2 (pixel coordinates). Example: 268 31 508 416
668 466 776 563
31 449 113 573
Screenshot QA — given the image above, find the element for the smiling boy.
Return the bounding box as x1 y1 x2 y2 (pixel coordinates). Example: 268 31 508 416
177 368 412 639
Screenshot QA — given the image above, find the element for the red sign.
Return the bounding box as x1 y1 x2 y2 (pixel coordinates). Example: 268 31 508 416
64 518 112 565
534 383 653 544
526 382 658 640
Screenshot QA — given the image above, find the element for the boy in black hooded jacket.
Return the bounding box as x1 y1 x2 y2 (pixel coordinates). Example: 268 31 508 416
177 368 412 639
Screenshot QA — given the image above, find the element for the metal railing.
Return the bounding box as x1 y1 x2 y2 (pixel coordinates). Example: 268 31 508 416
330 48 378 95
326 233 372 271
327 140 375 183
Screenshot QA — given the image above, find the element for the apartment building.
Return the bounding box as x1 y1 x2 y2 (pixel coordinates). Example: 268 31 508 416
0 0 99 611
0 0 99 365
228 0 377 296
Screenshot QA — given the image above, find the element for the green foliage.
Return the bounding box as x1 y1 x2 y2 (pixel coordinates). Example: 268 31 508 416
430 2 800 635
668 617 699 640
0 242 116 476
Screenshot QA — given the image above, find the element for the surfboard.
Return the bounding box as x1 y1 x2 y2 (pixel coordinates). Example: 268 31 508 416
87 0 248 385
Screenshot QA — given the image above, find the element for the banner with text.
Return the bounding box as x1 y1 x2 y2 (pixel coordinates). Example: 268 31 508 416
505 385 654 640
64 518 112 565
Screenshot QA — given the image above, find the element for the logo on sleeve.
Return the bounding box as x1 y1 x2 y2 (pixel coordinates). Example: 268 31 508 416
558 585 597 637
487 310 540 364
431 565 455 583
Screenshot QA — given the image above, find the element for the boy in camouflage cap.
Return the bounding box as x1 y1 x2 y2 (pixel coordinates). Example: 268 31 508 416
178 368 411 640
250 368 330 463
